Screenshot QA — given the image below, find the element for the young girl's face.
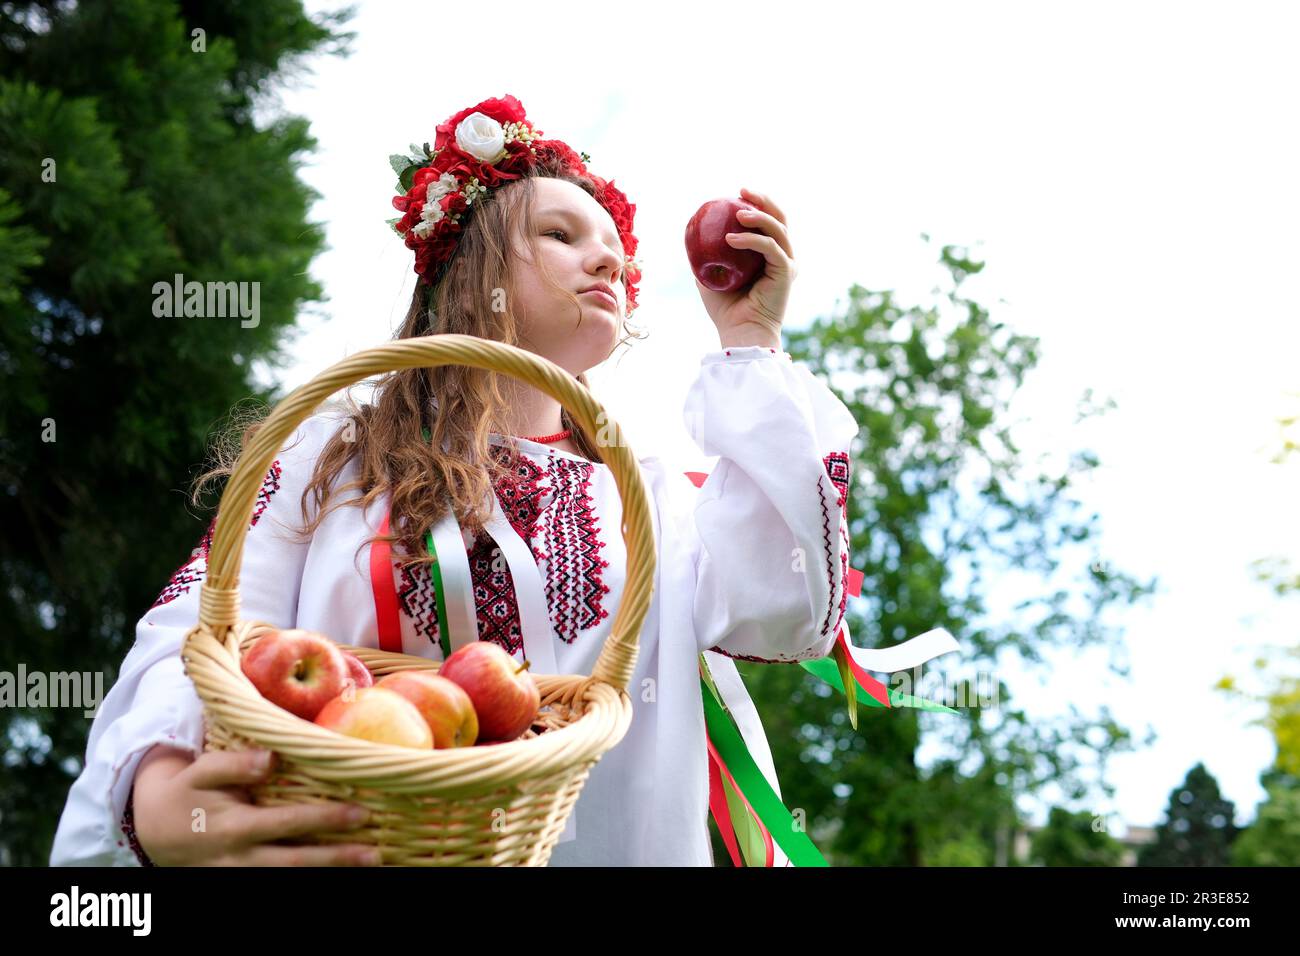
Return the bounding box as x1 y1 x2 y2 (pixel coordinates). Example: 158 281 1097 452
509 177 628 374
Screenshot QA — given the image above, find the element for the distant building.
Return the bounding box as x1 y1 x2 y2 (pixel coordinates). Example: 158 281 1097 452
1117 826 1156 867
1005 822 1157 866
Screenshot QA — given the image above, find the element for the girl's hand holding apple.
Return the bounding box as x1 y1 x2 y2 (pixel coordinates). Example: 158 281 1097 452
130 744 381 866
685 187 797 350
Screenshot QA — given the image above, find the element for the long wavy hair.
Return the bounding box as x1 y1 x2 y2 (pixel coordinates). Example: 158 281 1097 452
190 153 648 573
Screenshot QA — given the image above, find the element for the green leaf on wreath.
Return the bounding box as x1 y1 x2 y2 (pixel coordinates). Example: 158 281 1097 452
398 162 427 193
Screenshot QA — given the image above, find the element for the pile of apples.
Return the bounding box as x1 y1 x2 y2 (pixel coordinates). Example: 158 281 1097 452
239 629 541 749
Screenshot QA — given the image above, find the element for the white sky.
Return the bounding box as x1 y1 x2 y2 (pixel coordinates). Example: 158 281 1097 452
259 0 1300 835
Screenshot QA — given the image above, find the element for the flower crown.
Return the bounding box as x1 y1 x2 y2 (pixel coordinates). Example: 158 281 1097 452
388 94 642 316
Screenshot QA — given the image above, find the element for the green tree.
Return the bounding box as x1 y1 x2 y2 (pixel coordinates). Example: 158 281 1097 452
1214 393 1300 864
1029 806 1125 866
1138 763 1239 866
1232 772 1300 866
0 0 355 866
726 239 1156 865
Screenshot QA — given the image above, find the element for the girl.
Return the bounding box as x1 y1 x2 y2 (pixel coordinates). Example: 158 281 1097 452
50 94 859 866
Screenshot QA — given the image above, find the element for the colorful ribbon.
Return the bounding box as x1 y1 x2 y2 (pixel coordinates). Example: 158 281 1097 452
369 510 403 653
700 664 827 867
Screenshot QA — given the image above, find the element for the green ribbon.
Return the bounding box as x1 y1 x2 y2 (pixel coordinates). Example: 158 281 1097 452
699 659 767 864
800 657 960 714
699 670 829 867
425 528 453 659
421 426 453 658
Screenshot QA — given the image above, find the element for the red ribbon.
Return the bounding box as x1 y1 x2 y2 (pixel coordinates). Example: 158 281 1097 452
706 733 775 867
835 626 892 707
369 510 403 653
706 733 744 866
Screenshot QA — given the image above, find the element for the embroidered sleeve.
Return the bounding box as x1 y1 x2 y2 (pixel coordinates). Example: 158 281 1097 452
121 788 155 867
683 346 858 663
49 413 345 866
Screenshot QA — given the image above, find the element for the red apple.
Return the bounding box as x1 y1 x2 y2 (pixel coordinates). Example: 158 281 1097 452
376 671 478 748
241 629 349 721
314 686 434 749
339 648 374 694
438 643 540 742
684 197 766 293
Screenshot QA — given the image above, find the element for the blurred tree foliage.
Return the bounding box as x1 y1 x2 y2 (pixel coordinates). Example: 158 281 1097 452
713 240 1157 866
1214 394 1300 864
1232 764 1300 866
1029 806 1125 866
0 0 355 865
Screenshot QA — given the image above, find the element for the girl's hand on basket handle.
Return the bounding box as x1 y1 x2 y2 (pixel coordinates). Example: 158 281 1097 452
131 744 382 866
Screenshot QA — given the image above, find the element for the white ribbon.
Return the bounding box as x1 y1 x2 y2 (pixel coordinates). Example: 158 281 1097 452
426 431 577 843
477 480 573 843
840 625 960 673
481 485 560 678
430 501 479 654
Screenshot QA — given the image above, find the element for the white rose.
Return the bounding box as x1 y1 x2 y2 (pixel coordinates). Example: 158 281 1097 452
455 112 508 164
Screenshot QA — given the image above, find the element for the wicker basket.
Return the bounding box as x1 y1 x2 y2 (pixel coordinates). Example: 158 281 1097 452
181 334 653 866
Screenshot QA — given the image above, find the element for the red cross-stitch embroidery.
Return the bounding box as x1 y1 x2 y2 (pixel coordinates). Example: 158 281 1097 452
538 457 610 644
395 448 611 655
708 645 834 664
151 461 283 609
819 452 851 640
396 559 440 646
470 532 524 654
121 788 155 867
492 447 553 546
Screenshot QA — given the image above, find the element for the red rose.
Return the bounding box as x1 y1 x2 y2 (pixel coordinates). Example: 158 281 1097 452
599 179 637 235
534 139 584 173
411 166 440 193
414 242 435 277
469 157 519 189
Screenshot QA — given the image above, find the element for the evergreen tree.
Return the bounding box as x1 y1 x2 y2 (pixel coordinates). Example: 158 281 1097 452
0 0 355 866
1138 763 1239 866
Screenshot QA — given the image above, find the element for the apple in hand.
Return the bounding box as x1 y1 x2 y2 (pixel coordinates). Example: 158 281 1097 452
684 197 766 293
241 629 349 721
376 671 478 748
314 686 434 749
438 642 541 742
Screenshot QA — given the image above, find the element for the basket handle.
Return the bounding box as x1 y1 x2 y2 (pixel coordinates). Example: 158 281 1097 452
193 334 652 694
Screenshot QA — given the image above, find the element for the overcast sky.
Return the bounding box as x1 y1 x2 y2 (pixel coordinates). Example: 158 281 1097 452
259 0 1300 834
